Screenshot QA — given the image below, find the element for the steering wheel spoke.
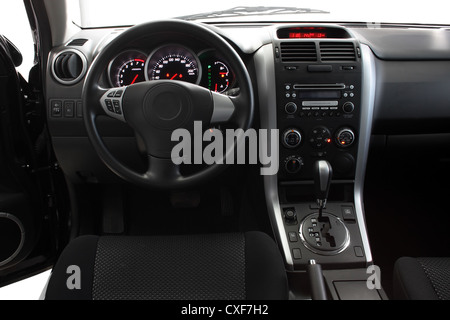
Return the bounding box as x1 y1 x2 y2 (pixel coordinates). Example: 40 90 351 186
210 91 235 124
146 155 182 186
99 87 127 122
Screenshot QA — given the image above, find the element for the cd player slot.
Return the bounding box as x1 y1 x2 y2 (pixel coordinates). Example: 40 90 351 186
302 101 339 107
293 84 346 90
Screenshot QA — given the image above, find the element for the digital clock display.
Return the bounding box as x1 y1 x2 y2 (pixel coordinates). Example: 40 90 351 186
288 32 327 38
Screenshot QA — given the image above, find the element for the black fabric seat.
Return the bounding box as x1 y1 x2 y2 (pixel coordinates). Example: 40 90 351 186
393 257 450 300
45 232 288 300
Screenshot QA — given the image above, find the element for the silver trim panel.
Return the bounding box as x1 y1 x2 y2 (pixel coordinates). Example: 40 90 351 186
0 213 25 267
354 44 377 265
51 48 88 86
254 44 294 269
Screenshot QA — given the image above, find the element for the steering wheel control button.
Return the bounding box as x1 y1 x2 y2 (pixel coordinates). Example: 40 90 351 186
283 129 302 149
285 102 298 115
105 99 114 112
113 100 122 115
114 90 124 98
101 88 126 122
336 128 356 148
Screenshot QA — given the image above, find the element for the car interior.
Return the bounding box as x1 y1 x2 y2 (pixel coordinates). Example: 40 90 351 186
1 0 450 301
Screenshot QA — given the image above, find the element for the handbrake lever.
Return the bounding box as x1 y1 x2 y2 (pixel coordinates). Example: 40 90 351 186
307 260 328 300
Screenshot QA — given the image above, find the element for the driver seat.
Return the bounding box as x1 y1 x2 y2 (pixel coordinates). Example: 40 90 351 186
44 232 288 300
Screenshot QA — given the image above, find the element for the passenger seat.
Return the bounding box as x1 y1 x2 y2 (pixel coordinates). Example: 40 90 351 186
393 257 450 300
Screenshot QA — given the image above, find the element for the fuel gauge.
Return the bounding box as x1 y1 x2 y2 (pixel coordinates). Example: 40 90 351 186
207 61 231 93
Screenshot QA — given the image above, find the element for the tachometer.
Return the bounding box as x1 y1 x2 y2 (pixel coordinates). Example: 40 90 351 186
108 51 147 87
146 45 201 84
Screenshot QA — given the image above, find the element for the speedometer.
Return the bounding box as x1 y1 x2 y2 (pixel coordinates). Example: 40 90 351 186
145 45 201 84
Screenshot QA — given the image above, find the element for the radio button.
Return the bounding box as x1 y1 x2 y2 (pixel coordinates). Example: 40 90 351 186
343 102 355 114
285 102 298 115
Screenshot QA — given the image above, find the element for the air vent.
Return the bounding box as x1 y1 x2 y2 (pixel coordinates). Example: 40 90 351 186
320 42 356 61
52 49 87 85
280 42 317 62
67 38 88 46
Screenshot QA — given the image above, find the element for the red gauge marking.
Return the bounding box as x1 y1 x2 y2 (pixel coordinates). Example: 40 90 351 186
130 74 139 85
215 84 218 92
135 59 145 63
170 74 178 80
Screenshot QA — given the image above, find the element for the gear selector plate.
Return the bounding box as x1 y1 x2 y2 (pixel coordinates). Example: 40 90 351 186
299 213 350 256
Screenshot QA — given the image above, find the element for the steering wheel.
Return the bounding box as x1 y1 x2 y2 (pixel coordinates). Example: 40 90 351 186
82 20 254 188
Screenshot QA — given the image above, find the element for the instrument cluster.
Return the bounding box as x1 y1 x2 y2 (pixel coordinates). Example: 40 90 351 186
107 44 236 94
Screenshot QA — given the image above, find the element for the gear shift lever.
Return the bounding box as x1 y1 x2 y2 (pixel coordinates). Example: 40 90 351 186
314 160 333 221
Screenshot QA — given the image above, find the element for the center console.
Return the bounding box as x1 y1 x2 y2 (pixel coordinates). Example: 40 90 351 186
255 25 383 299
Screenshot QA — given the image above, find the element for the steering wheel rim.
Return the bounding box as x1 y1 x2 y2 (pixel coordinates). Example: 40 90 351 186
82 19 254 188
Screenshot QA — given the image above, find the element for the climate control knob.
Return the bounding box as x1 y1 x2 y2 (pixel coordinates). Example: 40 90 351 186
283 129 302 149
310 126 332 149
342 102 355 114
336 128 356 148
285 102 298 115
284 156 304 174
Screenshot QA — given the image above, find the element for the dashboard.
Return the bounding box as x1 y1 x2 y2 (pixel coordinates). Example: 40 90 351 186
44 22 450 185
106 45 236 93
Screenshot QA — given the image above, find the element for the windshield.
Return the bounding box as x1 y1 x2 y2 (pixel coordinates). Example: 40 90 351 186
72 0 449 28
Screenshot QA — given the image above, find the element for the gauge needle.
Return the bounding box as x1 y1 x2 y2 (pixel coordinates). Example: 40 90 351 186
131 74 139 85
170 74 178 80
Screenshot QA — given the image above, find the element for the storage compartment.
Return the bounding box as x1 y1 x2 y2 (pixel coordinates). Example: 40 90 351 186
333 281 382 300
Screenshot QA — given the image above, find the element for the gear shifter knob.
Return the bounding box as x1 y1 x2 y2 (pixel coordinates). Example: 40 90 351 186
314 160 333 209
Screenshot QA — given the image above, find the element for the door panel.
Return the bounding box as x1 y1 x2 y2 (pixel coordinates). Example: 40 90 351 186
0 34 59 287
